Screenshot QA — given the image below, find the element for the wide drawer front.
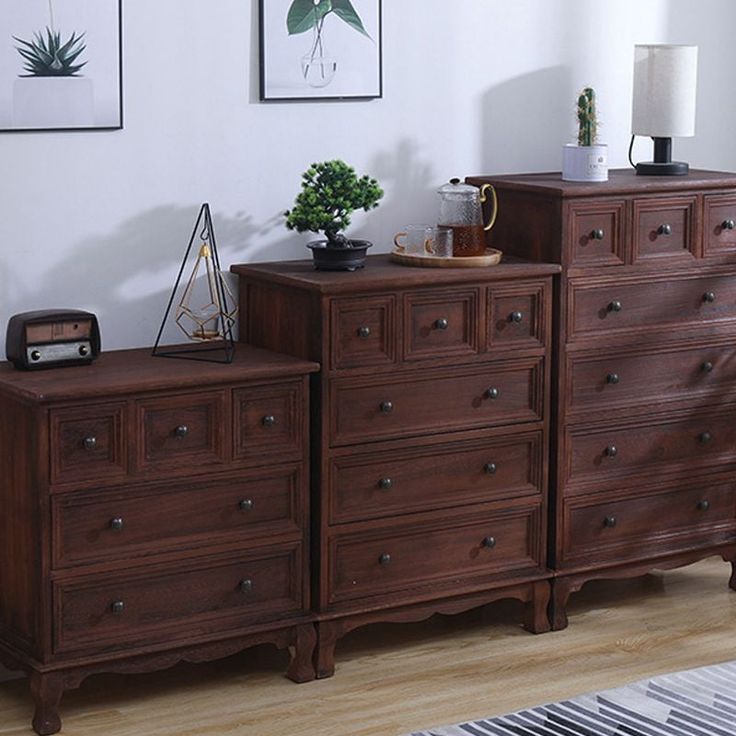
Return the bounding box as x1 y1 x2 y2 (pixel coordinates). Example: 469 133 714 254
330 358 543 446
54 544 303 653
328 504 543 605
561 484 736 564
52 466 304 568
569 273 736 341
329 431 543 524
568 343 736 415
565 412 736 493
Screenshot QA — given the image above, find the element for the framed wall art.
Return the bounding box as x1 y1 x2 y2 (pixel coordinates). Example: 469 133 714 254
0 0 122 132
260 0 382 102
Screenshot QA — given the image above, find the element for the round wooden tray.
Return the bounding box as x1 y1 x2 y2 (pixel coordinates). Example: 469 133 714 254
390 248 503 268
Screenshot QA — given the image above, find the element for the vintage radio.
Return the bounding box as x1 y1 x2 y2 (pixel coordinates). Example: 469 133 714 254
5 309 101 370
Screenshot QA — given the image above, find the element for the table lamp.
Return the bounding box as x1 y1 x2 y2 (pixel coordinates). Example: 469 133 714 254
631 44 698 175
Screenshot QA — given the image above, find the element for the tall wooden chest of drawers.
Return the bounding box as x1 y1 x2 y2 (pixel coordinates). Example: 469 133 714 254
0 346 318 735
468 169 736 629
232 255 560 677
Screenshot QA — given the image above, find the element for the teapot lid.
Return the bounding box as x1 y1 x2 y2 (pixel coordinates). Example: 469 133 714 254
437 177 479 197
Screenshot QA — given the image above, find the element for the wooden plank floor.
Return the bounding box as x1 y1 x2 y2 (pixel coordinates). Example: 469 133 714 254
2 557 736 735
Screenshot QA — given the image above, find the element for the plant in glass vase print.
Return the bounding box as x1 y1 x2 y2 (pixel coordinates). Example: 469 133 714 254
260 0 382 101
1 0 122 131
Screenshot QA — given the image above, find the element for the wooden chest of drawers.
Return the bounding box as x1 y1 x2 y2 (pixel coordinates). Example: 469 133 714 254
468 169 736 629
0 346 318 735
232 255 559 677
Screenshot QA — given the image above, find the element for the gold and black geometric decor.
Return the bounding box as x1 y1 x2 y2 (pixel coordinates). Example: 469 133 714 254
152 203 237 363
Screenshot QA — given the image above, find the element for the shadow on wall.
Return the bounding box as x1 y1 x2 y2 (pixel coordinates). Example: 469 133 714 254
479 66 571 175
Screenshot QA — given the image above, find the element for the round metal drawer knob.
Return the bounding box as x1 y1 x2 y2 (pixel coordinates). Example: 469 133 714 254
378 478 393 491
603 516 617 528
658 224 673 236
109 517 124 532
79 345 89 357
358 326 371 338
240 579 253 594
608 300 623 313
482 536 497 549
703 292 716 303
697 500 711 511
699 431 713 444
239 499 254 511
82 436 97 451
174 425 189 439
486 387 500 400
434 318 449 330
262 415 276 427
701 361 715 373
591 228 605 241
605 445 618 458
510 311 524 324
379 553 392 566
484 462 497 475
723 219 736 231
379 401 394 414
110 600 125 615
606 373 620 385
30 350 41 362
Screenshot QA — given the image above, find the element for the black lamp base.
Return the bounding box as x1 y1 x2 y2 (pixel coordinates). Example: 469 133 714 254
635 160 689 176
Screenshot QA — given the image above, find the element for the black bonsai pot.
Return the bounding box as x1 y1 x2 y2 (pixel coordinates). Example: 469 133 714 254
307 240 372 271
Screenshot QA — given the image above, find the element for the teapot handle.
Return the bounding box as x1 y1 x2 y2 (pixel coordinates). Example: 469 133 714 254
480 184 498 232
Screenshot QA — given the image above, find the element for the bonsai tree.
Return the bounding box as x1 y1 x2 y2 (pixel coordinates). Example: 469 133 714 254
285 160 383 248
576 87 598 146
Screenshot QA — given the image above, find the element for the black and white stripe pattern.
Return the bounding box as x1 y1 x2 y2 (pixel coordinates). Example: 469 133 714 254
408 661 736 736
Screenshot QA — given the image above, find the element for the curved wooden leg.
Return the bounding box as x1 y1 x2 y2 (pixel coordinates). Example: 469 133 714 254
315 621 340 679
728 558 736 592
550 578 573 631
286 624 317 683
30 671 64 736
524 580 551 634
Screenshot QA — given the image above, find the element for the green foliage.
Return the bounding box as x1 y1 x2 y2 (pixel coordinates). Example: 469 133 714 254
14 27 87 77
577 87 598 146
285 160 383 247
287 0 370 38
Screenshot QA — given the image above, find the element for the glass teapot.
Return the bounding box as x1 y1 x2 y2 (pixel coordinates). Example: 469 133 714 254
437 178 498 257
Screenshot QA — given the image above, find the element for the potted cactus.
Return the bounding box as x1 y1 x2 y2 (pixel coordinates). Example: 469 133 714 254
285 160 383 271
562 87 608 182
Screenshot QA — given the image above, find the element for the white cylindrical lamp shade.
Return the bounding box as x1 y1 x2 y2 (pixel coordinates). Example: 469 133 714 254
632 44 698 137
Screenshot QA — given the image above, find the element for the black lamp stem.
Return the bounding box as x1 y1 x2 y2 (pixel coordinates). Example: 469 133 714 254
635 136 689 176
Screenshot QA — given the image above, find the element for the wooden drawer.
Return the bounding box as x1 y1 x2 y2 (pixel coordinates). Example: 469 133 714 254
329 358 543 446
52 466 304 568
488 281 547 350
403 289 479 362
704 192 736 258
569 272 736 341
330 295 397 370
632 195 698 264
329 431 543 524
561 484 736 564
327 504 542 605
566 199 625 267
567 342 736 415
135 391 226 474
50 403 128 486
233 381 304 463
54 544 304 653
565 412 736 493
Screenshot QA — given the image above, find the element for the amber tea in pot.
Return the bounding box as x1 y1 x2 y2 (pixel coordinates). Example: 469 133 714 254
437 178 498 257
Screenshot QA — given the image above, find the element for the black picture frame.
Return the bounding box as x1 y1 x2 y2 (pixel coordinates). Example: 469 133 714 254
0 0 123 133
259 0 382 102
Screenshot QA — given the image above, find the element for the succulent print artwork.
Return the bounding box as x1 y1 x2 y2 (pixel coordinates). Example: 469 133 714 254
13 0 87 77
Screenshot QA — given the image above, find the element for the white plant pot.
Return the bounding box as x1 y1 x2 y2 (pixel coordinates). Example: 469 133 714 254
12 77 94 129
561 143 609 182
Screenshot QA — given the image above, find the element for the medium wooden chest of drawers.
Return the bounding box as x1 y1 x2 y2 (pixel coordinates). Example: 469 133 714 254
0 346 318 735
468 169 736 629
232 254 559 677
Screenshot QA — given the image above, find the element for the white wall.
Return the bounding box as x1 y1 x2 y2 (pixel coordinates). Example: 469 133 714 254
1 0 735 352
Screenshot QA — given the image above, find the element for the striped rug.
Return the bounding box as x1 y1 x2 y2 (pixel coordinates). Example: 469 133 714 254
408 661 736 735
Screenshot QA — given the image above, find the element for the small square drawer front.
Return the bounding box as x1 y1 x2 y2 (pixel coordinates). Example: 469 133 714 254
329 431 543 525
488 281 546 350
569 272 736 341
632 195 698 264
53 466 304 568
704 192 736 258
328 504 543 605
50 403 128 486
567 199 626 267
568 343 736 416
561 484 736 565
331 295 397 370
54 543 304 654
404 289 479 361
136 392 226 475
330 358 543 446
233 381 303 463
565 411 736 493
